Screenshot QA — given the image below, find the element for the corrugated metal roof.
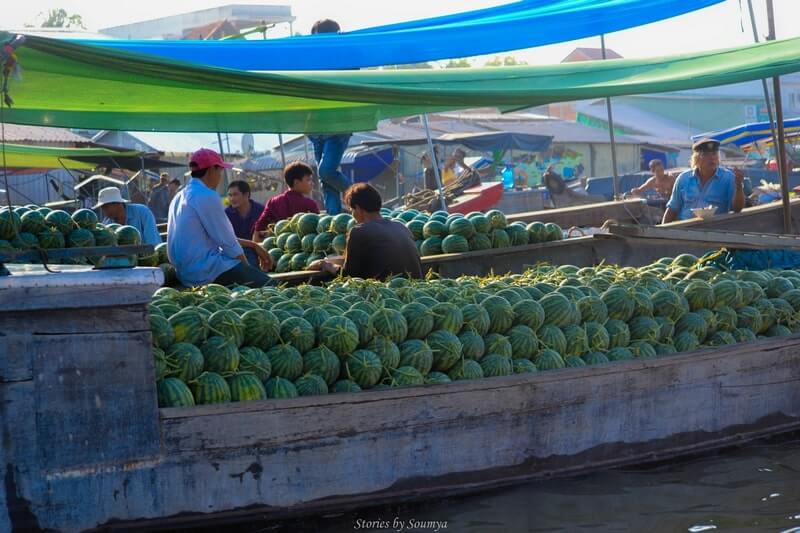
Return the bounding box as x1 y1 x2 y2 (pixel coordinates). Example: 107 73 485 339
0 124 93 146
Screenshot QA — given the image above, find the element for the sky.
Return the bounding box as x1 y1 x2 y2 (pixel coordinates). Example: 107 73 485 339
4 0 800 152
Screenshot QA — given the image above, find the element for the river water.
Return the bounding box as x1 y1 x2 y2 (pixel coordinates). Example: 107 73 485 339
260 436 800 533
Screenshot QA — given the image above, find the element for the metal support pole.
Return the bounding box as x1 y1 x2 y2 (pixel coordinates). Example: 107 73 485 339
303 135 310 163
421 113 447 211
600 34 620 200
747 0 779 149
766 0 792 234
277 133 287 170
216 131 228 191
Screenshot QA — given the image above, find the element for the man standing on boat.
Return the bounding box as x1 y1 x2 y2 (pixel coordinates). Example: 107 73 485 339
308 183 423 280
306 18 352 215
662 139 745 223
167 148 273 288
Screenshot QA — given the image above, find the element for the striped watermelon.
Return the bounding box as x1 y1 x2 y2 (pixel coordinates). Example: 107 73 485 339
582 352 610 365
468 233 492 251
458 330 486 360
483 333 513 358
294 374 329 396
654 343 678 357
168 308 208 346
673 331 700 352
562 325 589 357
265 377 299 399
605 319 630 348
345 349 383 389
512 358 538 374
526 221 548 243
486 209 508 229
713 280 743 309
584 322 610 352
238 346 272 381
675 312 708 340
406 220 425 240
539 292 576 328
20 210 47 234
241 309 281 350
507 325 538 359
190 372 231 404
402 302 435 339
441 234 470 254
544 223 563 241
606 347 634 361
766 324 793 337
279 316 317 354
365 336 401 370
200 336 240 374
461 303 491 336
534 349 565 370
302 307 331 333
447 217 476 239
708 331 738 346
166 342 205 382
430 302 464 334
733 327 758 343
425 371 452 385
150 313 175 350
471 214 491 234
577 296 608 324
427 330 462 372
602 287 635 322
157 378 195 408
342 309 374 347
481 296 515 334
423 220 447 238
564 356 587 368
318 316 360 357
448 359 484 381
714 306 738 333
333 379 362 393
369 308 408 344
390 366 425 387
208 310 245 347
399 339 434 375
420 236 443 256
480 354 512 377
512 300 545 331
490 228 511 248
266 344 303 380
303 345 341 385
654 316 675 342
628 316 660 344
752 299 776 333
227 372 267 401
537 324 567 354
629 341 657 358
766 277 794 298
684 280 716 311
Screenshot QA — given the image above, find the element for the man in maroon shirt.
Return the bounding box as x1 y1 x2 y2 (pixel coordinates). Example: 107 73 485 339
252 161 320 240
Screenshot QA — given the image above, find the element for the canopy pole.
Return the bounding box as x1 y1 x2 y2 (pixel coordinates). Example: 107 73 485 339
421 113 447 211
303 135 310 163
600 34 620 201
746 0 779 152
766 0 792 233
216 131 228 191
277 133 287 172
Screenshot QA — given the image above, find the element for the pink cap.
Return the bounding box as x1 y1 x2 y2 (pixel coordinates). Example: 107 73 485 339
189 148 233 170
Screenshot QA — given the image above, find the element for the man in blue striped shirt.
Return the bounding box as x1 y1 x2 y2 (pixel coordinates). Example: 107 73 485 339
167 148 273 287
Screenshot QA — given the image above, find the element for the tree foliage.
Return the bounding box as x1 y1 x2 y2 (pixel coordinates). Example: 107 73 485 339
38 9 86 29
484 56 528 67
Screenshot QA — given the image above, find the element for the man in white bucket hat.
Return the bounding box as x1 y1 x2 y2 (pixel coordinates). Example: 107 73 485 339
95 186 161 246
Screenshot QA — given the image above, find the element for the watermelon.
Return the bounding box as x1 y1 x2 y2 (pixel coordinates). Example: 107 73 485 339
284 234 302 253
539 292 575 328
265 377 299 399
766 277 794 298
300 234 317 254
333 379 362 393
490 228 511 248
169 308 208 345
733 327 758 343
402 302 435 339
303 345 341 385
20 210 47 234
752 299 776 333
430 302 464 334
564 356 587 368
420 236 443 256
480 353 512 377
605 319 630 349
507 324 538 359
423 220 447 239
448 217 476 239
157 378 195 408
714 306 738 333
534 349 565 370
563 324 589 357
115 225 142 246
37 228 65 249
606 346 634 361
342 309 374 346
398 339 434 375
582 351 610 365
525 222 547 243
44 210 75 235
461 303 491 336
512 358 538 374
365 336 401 370
674 331 700 352
227 372 267 401
406 220 425 240
279 316 316 354
458 330 486 360
240 309 280 350
266 344 303 381
708 331 738 346
345 349 383 389
425 371 452 385
654 316 676 342
369 308 408 344
602 287 635 322
190 372 231 404
390 366 425 387
628 316 661 343
208 309 245 347
441 234 469 254
66 228 95 248
584 321 610 352
483 333 512 358
544 223 563 241
684 280 715 311
653 343 678 357
427 329 462 372
629 341 657 358
766 324 792 337
294 373 329 396
150 313 175 350
448 359 485 381
481 296 515 334
577 296 608 324
468 214 490 234
537 324 567 354
200 336 240 374
483 209 506 229
297 213 320 237
468 233 492 251
332 234 347 254
71 208 98 230
239 346 272 381
713 280 743 309
675 312 708 340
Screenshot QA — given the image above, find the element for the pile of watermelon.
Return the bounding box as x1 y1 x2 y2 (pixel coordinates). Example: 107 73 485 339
0 204 147 266
150 252 800 408
262 208 563 273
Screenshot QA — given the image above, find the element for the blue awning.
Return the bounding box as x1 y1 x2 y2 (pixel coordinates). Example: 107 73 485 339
341 146 395 183
692 117 800 148
73 0 723 70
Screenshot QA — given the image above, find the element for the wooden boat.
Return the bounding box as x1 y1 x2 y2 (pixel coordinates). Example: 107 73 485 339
1 266 799 531
664 197 800 233
506 198 660 228
447 182 504 214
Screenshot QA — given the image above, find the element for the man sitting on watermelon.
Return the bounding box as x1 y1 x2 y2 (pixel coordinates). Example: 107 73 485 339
167 148 273 287
95 186 161 246
308 183 422 280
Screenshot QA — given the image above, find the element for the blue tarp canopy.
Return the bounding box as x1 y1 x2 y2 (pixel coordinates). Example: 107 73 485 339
341 146 395 183
363 131 553 152
692 117 800 148
74 0 723 70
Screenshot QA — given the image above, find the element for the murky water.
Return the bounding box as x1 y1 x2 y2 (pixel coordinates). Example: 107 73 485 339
256 436 800 533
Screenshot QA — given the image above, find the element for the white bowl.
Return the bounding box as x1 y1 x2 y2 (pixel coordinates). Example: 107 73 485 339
691 207 717 220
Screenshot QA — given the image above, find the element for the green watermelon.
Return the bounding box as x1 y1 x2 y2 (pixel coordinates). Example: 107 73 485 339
200 336 240 374
430 302 464 334
157 377 195 408
507 325 538 359
448 359 484 381
279 316 316 354
20 210 47 234
584 321 610 352
481 296 515 334
333 379 362 393
300 233 317 254
512 358 538 374
629 341 657 358
537 324 567 354
673 331 700 352
71 208 98 230
365 336 401 370
303 345 341 385
480 353 512 377
390 366 425 387
369 308 408 344
582 352 610 365
564 355 587 368
284 234 302 253
208 309 245 347
423 220 447 239
227 372 267 401
343 309 375 346
330 213 352 234
425 371 452 385
468 233 492 251
577 296 608 324
544 223 563 241
238 346 272 381
241 309 280 350
420 236 443 256
447 217 476 239
190 372 231 404
603 287 635 322
563 324 589 357
266 344 304 380
67 228 95 248
490 228 511 248
294 373 329 396
458 330 486 360
628 316 661 344
297 213 320 237
169 308 208 345
427 329 462 372
402 302 435 339
265 376 299 399
605 319 630 348
684 280 715 311
534 349 565 370
45 210 75 234
606 346 635 361
115 225 142 246
512 300 545 331
37 228 65 249
675 312 708 340
461 303 491 336
398 339 434 375
539 292 575 328
345 349 383 389
441 234 469 254
526 221 548 243
150 313 175 350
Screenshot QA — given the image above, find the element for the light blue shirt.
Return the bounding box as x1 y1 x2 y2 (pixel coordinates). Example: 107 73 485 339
103 203 161 246
167 178 243 287
666 167 736 221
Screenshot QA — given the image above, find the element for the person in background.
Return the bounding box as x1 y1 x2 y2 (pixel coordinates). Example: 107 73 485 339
662 139 745 223
168 178 181 201
95 186 161 246
629 159 675 199
252 161 319 241
308 183 422 280
441 156 457 186
147 172 171 223
168 148 272 287
225 180 265 267
453 148 481 189
306 18 352 215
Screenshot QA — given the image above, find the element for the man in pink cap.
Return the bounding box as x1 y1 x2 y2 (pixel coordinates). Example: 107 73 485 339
167 148 273 287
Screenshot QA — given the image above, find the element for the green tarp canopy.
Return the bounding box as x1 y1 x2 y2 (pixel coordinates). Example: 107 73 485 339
0 143 138 169
4 34 800 134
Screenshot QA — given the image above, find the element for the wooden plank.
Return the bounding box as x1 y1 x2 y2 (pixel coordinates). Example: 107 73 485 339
0 244 154 263
664 197 800 234
608 224 800 249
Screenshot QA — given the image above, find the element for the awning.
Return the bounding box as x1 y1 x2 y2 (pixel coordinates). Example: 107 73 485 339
341 146 395 183
5 34 800 134
0 143 137 169
71 0 723 70
692 118 800 148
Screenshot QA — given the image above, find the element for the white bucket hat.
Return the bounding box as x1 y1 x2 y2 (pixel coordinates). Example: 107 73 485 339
94 186 129 209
